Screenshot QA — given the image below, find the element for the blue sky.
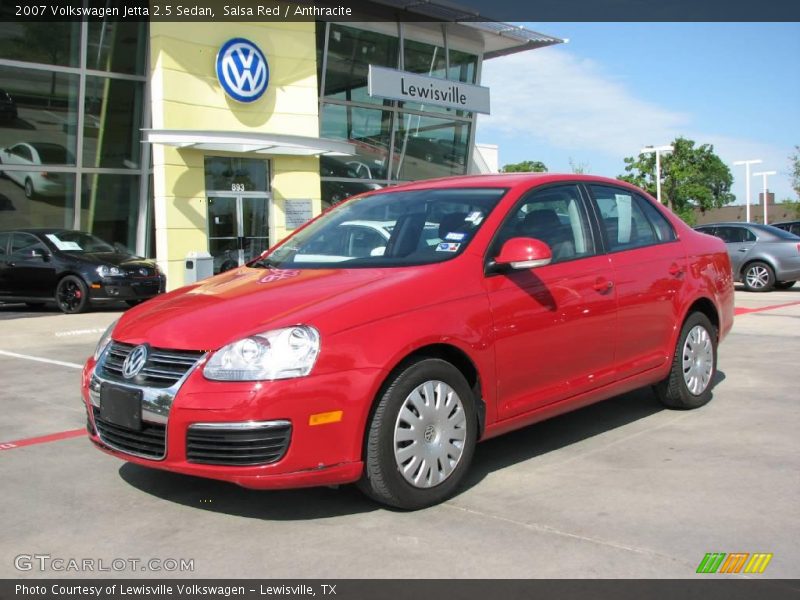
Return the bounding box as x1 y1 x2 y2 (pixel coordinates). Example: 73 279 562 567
477 23 800 203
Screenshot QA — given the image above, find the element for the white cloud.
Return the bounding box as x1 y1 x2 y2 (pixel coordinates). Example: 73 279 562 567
479 50 689 156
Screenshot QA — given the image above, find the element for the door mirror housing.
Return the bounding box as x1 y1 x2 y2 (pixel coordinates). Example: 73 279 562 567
494 237 552 270
30 248 50 261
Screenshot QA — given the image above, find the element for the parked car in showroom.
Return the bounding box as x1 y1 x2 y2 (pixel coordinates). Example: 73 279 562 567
83 174 734 510
0 229 165 313
0 142 73 198
694 222 800 291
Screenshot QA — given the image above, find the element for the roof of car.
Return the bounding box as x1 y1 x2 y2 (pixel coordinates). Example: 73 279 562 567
381 172 641 191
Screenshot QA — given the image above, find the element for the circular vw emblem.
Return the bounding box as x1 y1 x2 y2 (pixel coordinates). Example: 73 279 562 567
216 38 269 103
122 344 149 379
138 268 149 276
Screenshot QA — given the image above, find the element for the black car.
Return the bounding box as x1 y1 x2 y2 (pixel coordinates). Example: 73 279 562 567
0 229 166 313
0 89 17 121
772 220 800 237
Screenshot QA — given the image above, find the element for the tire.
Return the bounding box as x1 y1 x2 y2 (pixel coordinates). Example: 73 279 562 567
655 312 717 410
742 261 775 292
358 358 478 510
24 177 34 199
55 275 89 314
774 281 796 290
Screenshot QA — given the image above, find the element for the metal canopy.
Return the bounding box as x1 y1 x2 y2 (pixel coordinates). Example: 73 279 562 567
143 129 354 156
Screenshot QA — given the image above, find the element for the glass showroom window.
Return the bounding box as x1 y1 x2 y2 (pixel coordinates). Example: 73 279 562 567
392 112 471 181
87 21 147 75
320 103 393 180
79 174 140 252
83 76 144 169
448 48 478 84
323 24 398 106
0 22 81 67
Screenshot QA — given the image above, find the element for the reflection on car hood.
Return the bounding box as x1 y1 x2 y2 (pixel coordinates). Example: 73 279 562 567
74 252 155 267
112 266 397 350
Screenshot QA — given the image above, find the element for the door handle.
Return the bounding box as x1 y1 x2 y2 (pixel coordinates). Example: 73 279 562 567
668 263 684 277
737 248 749 252
593 278 614 293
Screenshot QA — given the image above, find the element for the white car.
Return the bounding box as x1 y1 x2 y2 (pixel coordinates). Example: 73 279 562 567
0 142 73 198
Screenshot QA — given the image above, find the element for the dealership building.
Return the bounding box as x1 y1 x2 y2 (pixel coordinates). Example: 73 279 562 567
0 6 562 288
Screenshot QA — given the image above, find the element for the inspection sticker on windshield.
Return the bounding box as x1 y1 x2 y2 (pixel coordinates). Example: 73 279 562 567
437 242 461 252
445 232 465 241
465 211 484 225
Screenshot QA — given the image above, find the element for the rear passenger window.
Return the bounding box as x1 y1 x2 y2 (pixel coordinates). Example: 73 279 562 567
590 185 676 251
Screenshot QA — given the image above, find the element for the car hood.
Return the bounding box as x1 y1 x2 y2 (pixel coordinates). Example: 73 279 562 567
70 252 156 269
112 265 430 350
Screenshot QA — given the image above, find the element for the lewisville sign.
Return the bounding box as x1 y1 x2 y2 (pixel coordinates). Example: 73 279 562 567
368 65 491 114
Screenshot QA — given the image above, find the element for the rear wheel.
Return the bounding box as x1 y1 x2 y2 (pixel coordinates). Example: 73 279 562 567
742 261 775 292
358 358 477 510
774 281 796 290
655 312 717 410
24 177 35 199
55 275 89 314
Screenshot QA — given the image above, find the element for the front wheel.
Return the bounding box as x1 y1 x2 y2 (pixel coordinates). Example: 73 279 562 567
55 275 89 314
655 312 717 410
24 177 35 199
358 358 478 510
742 261 775 292
774 281 796 290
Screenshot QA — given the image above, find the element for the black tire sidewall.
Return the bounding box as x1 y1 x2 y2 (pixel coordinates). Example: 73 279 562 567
664 312 718 409
366 358 477 510
56 275 89 314
743 261 775 292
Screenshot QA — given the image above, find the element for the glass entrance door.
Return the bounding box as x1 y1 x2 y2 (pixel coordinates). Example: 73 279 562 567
207 193 270 274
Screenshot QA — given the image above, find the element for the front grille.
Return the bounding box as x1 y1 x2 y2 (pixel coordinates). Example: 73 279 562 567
186 423 291 466
92 407 166 459
101 342 204 388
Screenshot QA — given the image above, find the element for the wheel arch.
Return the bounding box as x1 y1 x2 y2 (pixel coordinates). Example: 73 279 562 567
683 297 720 339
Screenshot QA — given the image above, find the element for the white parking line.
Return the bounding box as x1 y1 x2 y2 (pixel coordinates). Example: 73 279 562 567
0 349 83 370
54 327 106 338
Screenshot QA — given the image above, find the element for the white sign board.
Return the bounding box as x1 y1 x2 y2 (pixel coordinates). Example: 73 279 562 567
368 65 491 114
285 199 313 230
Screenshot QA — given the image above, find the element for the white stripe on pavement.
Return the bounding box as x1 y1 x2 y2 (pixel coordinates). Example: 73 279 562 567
0 349 83 370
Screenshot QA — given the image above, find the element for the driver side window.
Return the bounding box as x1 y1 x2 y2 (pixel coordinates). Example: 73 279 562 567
492 185 596 263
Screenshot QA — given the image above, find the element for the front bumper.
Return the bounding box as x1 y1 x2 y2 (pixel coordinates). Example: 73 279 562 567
81 358 380 489
89 276 166 301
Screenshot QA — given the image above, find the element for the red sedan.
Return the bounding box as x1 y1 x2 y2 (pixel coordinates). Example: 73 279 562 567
82 174 734 509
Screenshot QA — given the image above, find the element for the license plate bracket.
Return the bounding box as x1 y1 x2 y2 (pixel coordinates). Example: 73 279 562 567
99 384 143 431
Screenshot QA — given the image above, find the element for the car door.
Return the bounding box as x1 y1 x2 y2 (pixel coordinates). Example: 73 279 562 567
2 144 32 187
6 233 57 298
715 225 756 276
586 184 686 378
485 183 618 419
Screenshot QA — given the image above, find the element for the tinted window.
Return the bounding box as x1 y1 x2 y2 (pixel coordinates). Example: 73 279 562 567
590 185 674 251
492 185 595 263
715 226 756 243
10 233 44 255
0 232 10 255
11 145 32 161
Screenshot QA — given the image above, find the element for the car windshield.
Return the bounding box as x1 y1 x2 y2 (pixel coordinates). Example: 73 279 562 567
257 187 507 269
45 231 116 253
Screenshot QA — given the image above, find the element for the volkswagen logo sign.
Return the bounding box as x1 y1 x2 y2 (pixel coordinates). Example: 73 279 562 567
216 38 269 103
138 268 149 276
122 344 149 379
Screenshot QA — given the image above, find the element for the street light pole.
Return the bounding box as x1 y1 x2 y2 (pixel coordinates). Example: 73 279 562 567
752 170 777 225
640 145 674 206
733 159 762 222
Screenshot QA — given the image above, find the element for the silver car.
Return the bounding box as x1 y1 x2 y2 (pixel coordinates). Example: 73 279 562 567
695 222 800 291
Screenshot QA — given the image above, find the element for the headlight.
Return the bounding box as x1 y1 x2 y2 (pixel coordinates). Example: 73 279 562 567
96 265 124 277
203 326 320 381
93 319 118 360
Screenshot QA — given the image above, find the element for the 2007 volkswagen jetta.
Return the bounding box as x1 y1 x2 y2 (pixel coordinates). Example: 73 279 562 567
82 173 734 509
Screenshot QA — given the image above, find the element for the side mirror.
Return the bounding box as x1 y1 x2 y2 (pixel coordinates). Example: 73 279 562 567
494 237 552 270
31 248 50 261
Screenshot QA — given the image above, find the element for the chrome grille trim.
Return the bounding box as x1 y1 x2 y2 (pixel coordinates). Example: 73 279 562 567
99 342 204 388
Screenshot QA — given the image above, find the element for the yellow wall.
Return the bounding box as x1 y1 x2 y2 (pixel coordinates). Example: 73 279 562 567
149 22 322 289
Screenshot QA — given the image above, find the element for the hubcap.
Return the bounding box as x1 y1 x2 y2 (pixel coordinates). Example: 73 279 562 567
393 380 467 489
746 265 769 289
58 281 82 311
682 325 713 395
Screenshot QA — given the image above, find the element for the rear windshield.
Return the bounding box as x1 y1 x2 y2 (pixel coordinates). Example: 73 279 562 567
256 187 507 269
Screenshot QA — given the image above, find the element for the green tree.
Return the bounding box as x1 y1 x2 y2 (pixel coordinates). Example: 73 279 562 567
790 145 800 199
619 137 735 223
502 160 548 173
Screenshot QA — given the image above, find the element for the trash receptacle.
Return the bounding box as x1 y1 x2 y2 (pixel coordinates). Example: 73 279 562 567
184 251 214 284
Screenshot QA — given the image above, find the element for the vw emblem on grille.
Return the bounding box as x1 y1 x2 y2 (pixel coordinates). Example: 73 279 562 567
216 38 269 103
122 344 149 379
138 268 149 276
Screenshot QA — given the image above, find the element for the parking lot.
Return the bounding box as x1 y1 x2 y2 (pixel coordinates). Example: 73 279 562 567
1 287 799 579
